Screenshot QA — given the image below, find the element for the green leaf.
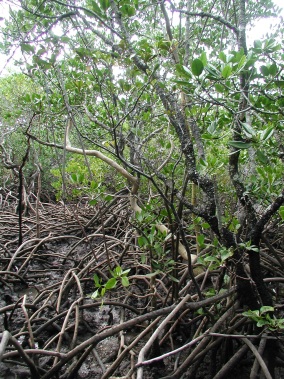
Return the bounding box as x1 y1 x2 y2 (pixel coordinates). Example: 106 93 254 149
33 56 52 69
204 256 219 264
279 206 284 220
202 133 215 140
237 55 246 70
71 173 78 182
197 234 205 247
138 236 148 247
173 80 192 88
200 51 207 66
121 276 130 287
104 194 113 202
78 173 84 183
222 65 232 78
60 36 70 43
121 4 135 17
91 289 99 299
90 0 103 14
191 59 204 76
215 83 224 93
261 127 274 142
243 309 260 319
113 266 122 277
257 319 269 327
202 222 210 229
93 274 101 287
256 150 269 165
105 277 117 289
219 51 227 63
121 268 131 276
145 271 160 278
207 120 218 135
83 8 96 17
269 63 277 76
20 43 35 54
168 275 180 283
205 64 221 79
220 248 233 262
254 40 262 49
260 306 274 314
228 141 252 149
141 254 146 264
99 0 110 10
175 64 192 78
241 122 256 137
260 65 270 76
275 81 284 89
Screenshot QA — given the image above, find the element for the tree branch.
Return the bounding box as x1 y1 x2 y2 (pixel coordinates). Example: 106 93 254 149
173 9 239 35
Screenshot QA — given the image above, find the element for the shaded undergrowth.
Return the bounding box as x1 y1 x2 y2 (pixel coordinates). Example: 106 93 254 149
0 191 284 379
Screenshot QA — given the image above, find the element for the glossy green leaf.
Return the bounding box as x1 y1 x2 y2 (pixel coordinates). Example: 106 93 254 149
222 65 232 78
260 306 274 314
237 55 246 70
105 277 117 289
200 51 207 66
122 268 131 276
241 122 256 137
173 80 192 88
191 59 204 76
228 141 252 149
113 266 121 277
257 319 270 327
175 64 192 78
205 64 221 79
220 248 233 261
261 127 274 141
121 276 130 287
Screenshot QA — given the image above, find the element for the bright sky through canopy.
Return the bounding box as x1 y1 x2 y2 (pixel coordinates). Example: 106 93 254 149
0 0 283 75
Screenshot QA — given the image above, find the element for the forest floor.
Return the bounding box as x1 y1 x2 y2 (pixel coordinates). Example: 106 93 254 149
0 193 284 379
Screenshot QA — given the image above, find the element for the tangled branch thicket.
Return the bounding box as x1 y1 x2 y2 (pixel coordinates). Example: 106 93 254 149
0 190 284 379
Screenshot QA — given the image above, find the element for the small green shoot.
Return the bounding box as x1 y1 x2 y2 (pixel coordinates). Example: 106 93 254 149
243 306 284 331
91 266 130 299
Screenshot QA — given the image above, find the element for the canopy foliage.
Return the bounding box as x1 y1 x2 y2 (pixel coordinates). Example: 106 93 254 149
0 0 284 378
